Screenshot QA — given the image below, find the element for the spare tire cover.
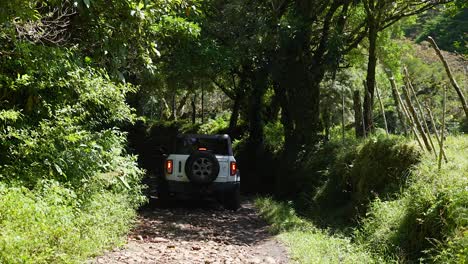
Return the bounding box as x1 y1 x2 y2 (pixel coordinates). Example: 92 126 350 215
185 151 220 184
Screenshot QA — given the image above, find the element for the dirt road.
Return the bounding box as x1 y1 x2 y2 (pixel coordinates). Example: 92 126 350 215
93 199 289 264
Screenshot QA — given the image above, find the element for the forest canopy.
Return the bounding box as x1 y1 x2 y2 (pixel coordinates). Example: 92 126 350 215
0 0 466 263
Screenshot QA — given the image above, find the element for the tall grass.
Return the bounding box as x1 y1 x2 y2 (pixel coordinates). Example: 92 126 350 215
356 136 468 263
255 197 382 263
257 135 467 263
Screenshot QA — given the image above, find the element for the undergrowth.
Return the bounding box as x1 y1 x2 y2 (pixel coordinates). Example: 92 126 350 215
255 197 383 264
0 46 146 263
257 135 467 263
305 135 421 226
355 136 468 263
0 181 136 263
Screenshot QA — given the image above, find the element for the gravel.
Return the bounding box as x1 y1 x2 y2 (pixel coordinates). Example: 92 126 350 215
93 199 289 264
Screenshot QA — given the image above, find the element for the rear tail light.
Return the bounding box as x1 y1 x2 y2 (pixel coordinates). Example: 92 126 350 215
166 160 173 174
230 161 237 176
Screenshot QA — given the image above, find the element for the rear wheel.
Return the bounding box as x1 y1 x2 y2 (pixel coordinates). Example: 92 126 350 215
185 151 220 184
223 184 240 211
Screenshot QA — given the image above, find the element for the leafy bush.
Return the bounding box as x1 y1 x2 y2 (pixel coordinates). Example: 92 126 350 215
0 42 145 262
198 112 230 134
0 181 136 263
355 136 468 263
349 136 421 208
264 121 285 154
415 8 468 54
1 113 142 192
313 135 421 220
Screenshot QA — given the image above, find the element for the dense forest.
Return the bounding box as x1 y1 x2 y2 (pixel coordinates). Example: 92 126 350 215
0 0 466 263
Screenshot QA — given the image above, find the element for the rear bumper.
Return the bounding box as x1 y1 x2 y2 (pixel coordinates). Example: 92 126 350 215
165 180 239 198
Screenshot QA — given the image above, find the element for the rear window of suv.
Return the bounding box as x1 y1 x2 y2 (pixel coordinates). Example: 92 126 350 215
175 136 229 155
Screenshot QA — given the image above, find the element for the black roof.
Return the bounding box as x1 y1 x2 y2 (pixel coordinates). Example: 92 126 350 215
176 134 231 140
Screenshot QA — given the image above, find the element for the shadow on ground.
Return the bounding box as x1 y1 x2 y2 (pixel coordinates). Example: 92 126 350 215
93 199 289 264
135 198 271 246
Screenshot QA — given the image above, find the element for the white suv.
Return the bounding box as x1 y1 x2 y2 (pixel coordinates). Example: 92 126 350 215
159 134 240 210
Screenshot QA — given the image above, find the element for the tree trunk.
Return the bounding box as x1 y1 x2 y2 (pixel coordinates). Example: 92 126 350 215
273 3 327 165
402 71 432 152
386 72 408 135
271 1 342 197
162 98 171 120
242 66 268 194
322 106 331 141
406 75 438 159
266 90 281 122
201 87 205 123
375 85 388 134
171 93 176 120
438 86 447 170
397 88 426 151
191 95 196 124
428 36 468 118
276 50 322 165
364 19 378 134
248 67 268 147
281 71 321 161
228 91 242 133
426 106 447 163
353 90 365 138
176 92 190 118
342 90 346 143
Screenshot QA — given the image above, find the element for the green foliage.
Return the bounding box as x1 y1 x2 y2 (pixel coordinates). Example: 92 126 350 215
0 181 136 263
400 40 466 131
311 135 421 221
198 112 230 134
231 133 249 155
0 62 143 198
347 136 420 208
255 197 382 264
255 197 313 233
0 110 21 122
355 136 468 262
415 8 468 54
1 0 465 262
263 121 285 154
0 2 149 261
0 66 145 261
262 136 467 262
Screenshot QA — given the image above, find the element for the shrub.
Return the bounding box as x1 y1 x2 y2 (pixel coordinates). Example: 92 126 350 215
198 112 230 134
349 135 421 210
0 181 136 263
0 112 145 205
0 44 145 263
356 136 468 262
264 121 285 154
313 135 421 221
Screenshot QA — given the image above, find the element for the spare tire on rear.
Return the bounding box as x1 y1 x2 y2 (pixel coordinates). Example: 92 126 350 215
185 151 220 184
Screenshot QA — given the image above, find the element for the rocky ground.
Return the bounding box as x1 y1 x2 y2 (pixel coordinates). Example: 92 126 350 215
93 199 289 264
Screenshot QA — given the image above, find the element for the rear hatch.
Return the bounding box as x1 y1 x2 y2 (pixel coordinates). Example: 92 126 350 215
166 135 232 181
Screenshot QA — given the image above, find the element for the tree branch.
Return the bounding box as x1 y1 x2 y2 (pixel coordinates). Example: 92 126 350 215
212 79 236 99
